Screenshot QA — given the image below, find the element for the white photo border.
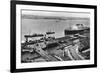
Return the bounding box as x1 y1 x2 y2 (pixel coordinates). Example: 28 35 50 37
16 4 94 69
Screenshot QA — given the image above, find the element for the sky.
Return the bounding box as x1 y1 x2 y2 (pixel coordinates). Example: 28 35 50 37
21 10 90 41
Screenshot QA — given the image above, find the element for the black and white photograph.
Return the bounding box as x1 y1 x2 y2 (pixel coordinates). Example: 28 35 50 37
21 10 90 63
11 1 97 72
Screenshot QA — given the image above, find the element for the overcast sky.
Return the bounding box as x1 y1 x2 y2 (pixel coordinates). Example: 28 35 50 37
22 10 90 18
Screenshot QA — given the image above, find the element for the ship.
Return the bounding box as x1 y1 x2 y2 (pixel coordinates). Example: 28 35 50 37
21 24 90 63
